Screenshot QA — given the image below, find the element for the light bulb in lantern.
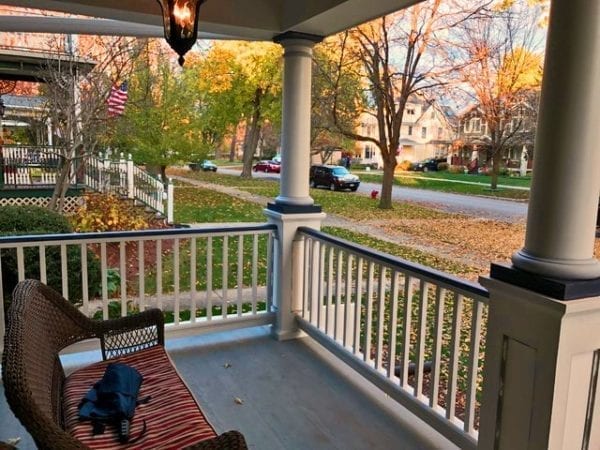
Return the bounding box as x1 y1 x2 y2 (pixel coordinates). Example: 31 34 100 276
157 0 206 66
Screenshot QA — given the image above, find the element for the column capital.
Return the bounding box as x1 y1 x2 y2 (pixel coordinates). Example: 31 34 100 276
273 31 324 46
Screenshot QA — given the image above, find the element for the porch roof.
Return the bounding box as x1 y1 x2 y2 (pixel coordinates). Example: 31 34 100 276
0 48 95 82
0 0 424 41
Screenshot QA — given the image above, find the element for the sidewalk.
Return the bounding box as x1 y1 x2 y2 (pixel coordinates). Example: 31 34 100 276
88 286 269 313
397 174 530 191
356 171 531 191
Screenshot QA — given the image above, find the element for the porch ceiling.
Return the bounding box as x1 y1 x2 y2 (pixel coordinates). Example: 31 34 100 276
0 0 425 40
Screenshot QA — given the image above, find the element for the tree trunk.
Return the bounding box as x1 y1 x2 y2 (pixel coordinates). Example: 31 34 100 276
48 158 72 212
241 89 263 178
241 120 261 177
379 153 397 209
490 150 501 190
160 165 167 183
228 131 237 162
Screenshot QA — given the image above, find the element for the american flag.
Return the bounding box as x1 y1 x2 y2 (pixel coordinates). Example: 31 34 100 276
107 81 128 117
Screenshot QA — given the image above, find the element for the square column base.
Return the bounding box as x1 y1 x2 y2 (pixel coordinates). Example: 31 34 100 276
479 277 600 449
265 209 326 341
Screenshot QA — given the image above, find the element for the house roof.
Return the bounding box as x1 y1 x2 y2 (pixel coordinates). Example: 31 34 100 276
3 94 45 110
0 0 425 41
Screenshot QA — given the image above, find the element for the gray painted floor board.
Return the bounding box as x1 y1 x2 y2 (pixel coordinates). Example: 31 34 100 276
1 326 457 449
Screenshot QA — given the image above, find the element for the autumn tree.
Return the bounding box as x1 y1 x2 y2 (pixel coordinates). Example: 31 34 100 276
195 41 282 177
112 42 203 180
311 46 363 163
455 0 544 189
41 35 138 212
327 1 487 209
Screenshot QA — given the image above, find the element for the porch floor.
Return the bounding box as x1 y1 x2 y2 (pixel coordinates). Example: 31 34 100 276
1 326 457 449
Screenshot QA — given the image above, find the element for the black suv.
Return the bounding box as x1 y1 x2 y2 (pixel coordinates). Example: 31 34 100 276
310 165 360 191
410 158 446 172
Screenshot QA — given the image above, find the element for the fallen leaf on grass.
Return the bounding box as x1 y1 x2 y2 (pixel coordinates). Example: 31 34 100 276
234 397 244 405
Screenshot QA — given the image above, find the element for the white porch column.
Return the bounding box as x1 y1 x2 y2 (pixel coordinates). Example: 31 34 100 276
273 33 320 207
267 32 325 340
512 0 600 280
479 2 600 449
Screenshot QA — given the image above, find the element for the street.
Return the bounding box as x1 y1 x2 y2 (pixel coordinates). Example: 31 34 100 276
218 168 528 222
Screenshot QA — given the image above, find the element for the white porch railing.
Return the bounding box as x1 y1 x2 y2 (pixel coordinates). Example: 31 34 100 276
84 153 167 215
0 224 276 353
296 227 488 450
1 146 63 186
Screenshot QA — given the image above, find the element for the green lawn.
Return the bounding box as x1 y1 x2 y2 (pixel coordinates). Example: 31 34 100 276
178 170 452 221
170 173 476 277
175 185 267 223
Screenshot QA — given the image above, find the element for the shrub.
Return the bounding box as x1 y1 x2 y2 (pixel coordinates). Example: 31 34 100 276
71 193 150 232
0 206 101 306
448 165 466 174
397 160 412 171
437 162 449 172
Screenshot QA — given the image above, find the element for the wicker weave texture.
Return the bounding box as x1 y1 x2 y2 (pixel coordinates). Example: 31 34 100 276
2 280 247 449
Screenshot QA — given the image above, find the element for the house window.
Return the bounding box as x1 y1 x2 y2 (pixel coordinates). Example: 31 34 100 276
421 127 427 139
437 127 443 139
471 118 481 133
408 126 413 135
431 110 435 119
407 108 415 115
365 145 374 159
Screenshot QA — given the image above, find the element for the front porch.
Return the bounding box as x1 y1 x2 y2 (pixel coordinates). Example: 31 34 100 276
1 326 457 449
1 0 600 449
0 223 486 448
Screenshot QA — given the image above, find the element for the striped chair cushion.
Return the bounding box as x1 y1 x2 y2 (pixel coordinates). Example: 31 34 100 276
63 345 217 449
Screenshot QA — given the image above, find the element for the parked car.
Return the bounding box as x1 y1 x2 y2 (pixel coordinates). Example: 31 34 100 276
310 165 360 191
253 160 281 173
189 160 218 172
409 158 446 172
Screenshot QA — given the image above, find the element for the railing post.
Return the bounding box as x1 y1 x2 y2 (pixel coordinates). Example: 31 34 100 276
119 152 126 194
167 178 174 224
127 154 134 199
101 152 110 193
264 211 325 340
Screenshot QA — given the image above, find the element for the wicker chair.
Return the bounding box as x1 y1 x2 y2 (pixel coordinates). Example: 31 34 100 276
2 279 247 450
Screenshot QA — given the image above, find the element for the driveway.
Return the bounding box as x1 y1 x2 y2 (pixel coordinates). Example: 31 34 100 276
217 168 528 223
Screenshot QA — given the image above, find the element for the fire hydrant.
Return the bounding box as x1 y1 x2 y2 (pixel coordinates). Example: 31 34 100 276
371 190 379 200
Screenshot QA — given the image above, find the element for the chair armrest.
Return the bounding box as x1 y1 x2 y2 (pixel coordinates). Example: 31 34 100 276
183 431 248 450
93 309 165 360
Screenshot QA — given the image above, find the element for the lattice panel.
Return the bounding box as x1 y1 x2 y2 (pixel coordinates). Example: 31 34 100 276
0 196 82 214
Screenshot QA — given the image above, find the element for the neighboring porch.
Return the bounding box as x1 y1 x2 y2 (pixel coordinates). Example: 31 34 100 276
0 145 172 218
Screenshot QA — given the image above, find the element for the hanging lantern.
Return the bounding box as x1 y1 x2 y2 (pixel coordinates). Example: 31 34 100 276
157 0 206 66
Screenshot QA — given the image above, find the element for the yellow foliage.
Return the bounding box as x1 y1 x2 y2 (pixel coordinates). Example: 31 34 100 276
71 194 151 232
